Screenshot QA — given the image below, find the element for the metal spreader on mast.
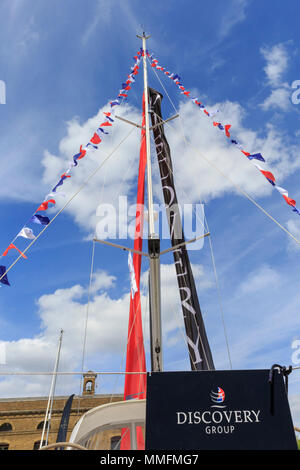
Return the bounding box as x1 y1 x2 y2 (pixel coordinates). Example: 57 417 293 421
137 32 163 373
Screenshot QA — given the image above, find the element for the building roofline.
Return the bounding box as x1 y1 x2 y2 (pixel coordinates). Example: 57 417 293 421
0 393 123 403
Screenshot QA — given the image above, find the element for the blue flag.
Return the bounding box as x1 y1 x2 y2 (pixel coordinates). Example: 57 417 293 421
248 153 265 162
0 266 10 286
30 214 50 226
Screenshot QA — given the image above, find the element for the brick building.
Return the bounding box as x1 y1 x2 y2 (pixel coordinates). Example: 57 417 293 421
0 372 123 450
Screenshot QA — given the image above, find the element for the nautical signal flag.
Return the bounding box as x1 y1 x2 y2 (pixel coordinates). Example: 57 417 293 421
103 112 114 122
0 50 142 289
148 49 300 216
276 186 296 207
73 145 87 165
36 199 56 212
17 227 36 240
52 173 71 192
2 244 27 259
254 164 276 186
100 121 112 127
225 124 231 138
30 214 50 226
90 133 101 145
0 266 10 286
247 153 265 162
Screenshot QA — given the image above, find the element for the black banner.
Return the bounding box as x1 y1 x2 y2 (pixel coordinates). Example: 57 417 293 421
149 88 214 371
56 394 75 447
145 370 298 450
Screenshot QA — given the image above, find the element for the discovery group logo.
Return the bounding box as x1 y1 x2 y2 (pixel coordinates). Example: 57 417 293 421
176 383 261 435
210 387 225 406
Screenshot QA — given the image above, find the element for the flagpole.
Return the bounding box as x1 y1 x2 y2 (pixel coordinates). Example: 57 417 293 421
137 32 163 372
39 329 64 449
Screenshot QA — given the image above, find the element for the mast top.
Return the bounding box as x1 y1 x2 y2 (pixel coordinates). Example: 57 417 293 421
137 32 150 40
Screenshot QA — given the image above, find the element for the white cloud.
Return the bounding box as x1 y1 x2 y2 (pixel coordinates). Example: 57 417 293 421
261 43 289 87
158 99 300 206
0 260 212 397
38 96 300 241
239 264 281 294
41 102 142 235
0 270 135 397
286 219 300 251
260 85 291 112
219 0 249 39
81 0 112 47
260 43 292 112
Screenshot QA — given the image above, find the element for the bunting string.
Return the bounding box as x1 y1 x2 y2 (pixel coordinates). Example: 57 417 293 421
146 50 300 216
0 126 136 286
0 51 143 286
148 61 300 247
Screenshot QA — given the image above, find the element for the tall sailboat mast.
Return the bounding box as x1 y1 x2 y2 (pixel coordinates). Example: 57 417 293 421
137 32 163 372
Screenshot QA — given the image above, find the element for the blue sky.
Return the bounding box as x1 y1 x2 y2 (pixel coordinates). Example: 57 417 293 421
1 0 300 428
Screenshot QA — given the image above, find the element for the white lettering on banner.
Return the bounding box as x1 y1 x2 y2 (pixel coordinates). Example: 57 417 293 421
176 409 261 428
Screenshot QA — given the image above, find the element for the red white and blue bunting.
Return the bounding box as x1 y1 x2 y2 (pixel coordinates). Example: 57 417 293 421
1 46 299 287
146 50 300 216
0 51 142 286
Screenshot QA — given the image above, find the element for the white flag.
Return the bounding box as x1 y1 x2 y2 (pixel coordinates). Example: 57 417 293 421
128 252 138 299
209 109 220 117
17 227 36 240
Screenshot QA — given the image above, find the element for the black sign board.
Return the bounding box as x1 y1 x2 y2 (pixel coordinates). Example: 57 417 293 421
145 370 297 450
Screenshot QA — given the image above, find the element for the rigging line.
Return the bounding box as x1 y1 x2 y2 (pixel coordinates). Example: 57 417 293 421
149 60 300 246
77 239 96 417
147 111 214 370
148 62 206 233
145 69 237 369
78 129 140 403
144 261 203 374
111 135 142 209
154 105 300 247
185 137 300 246
0 108 120 265
203 212 233 369
145 71 214 368
150 100 293 369
146 127 213 371
147 107 231 368
145 245 210 371
108 250 149 404
0 126 136 284
108 155 149 400
108 286 146 404
0 371 148 375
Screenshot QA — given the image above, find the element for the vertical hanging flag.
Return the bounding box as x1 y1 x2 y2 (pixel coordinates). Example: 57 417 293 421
149 87 215 372
128 252 138 299
121 93 147 451
56 394 75 449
